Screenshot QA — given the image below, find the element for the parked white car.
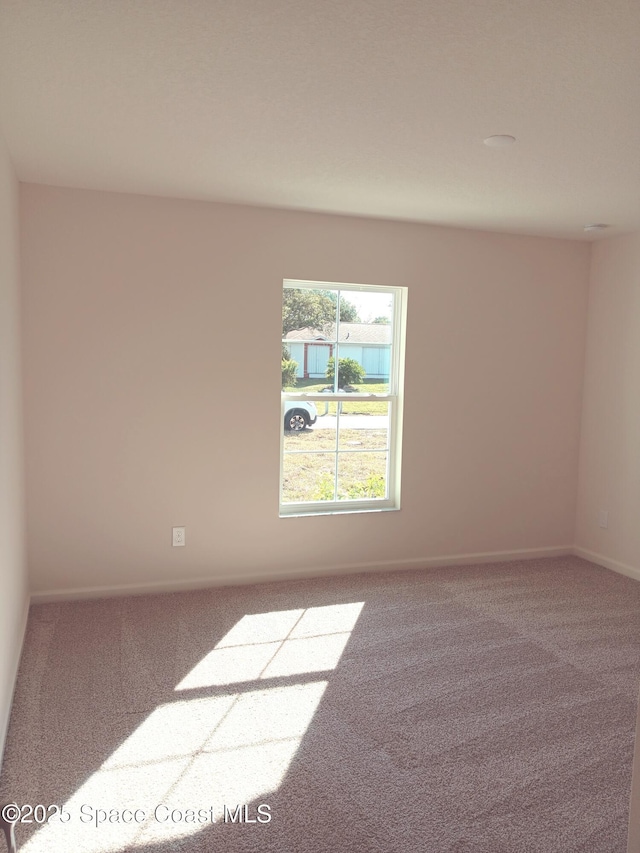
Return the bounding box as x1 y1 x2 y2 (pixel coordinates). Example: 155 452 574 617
284 400 318 431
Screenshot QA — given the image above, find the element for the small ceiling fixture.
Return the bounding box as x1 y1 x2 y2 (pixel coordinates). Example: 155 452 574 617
483 134 517 147
583 223 610 233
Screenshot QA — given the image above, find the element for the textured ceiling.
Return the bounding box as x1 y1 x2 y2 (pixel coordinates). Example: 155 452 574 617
1 0 639 239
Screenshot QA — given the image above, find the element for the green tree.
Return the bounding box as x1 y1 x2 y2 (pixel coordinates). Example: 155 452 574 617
326 356 365 387
372 316 391 324
326 292 361 324
282 289 361 336
282 289 335 336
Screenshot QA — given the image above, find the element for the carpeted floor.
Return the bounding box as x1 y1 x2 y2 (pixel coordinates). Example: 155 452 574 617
2 555 640 852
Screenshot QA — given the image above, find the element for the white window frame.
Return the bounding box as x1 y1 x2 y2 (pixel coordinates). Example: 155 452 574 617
280 279 407 517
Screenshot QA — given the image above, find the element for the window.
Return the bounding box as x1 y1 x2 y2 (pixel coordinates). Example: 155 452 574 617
280 280 407 516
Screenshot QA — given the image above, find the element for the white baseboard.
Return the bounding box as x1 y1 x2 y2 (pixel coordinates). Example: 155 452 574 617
0 594 30 771
571 546 640 582
30 544 573 603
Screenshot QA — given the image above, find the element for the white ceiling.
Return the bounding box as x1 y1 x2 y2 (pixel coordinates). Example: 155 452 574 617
1 0 639 240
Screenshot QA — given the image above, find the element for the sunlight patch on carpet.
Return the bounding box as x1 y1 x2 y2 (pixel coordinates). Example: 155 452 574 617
19 602 363 852
176 602 364 688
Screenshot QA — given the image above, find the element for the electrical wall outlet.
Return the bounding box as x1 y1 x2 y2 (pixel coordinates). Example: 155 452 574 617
172 526 186 546
598 510 608 529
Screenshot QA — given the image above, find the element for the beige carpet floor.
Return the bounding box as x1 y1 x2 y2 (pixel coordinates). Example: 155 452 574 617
2 556 640 852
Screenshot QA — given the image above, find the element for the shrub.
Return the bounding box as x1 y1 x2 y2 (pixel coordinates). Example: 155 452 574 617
313 473 335 501
345 474 386 499
326 356 365 387
282 358 298 389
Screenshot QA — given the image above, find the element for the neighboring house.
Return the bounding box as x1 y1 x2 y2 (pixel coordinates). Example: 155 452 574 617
284 323 391 380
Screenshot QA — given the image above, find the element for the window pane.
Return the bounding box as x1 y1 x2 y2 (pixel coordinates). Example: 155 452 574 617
282 453 336 503
337 452 388 501
333 290 393 395
282 287 339 392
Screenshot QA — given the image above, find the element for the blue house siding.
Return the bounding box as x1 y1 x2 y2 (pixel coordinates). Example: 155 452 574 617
284 324 391 381
287 341 390 380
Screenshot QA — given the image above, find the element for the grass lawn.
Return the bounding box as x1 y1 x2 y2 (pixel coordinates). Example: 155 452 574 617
283 427 388 452
283 378 390 415
282 428 388 503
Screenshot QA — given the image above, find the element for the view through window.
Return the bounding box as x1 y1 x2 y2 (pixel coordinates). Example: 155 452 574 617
280 280 406 515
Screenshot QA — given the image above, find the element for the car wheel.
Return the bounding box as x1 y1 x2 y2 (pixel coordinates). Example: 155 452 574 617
284 409 308 432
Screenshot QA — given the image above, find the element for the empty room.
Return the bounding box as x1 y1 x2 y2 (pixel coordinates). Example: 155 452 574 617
1 2 640 852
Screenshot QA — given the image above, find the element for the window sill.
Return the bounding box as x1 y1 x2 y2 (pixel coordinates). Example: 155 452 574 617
279 502 400 518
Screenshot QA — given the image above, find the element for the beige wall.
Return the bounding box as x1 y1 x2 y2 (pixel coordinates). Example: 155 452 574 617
577 234 640 853
0 130 27 764
21 184 590 598
575 232 640 580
